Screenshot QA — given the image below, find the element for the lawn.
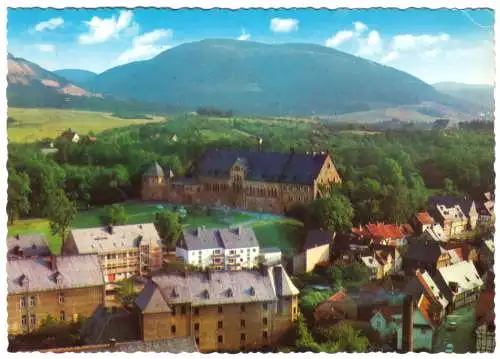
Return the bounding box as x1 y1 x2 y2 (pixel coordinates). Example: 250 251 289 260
7 202 303 255
7 107 164 143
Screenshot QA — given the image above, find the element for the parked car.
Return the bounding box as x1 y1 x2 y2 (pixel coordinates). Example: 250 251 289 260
445 344 454 353
447 321 457 330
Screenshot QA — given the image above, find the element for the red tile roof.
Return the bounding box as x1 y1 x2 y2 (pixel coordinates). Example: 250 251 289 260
379 305 402 322
415 212 434 225
328 290 348 302
366 223 405 239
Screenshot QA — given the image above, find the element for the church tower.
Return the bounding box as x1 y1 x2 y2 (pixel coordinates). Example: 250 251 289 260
141 162 166 200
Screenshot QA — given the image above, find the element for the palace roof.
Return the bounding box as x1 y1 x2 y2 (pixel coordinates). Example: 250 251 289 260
197 149 331 185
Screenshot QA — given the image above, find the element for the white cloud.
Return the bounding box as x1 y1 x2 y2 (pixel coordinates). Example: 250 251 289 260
325 30 354 48
116 28 173 65
238 28 251 41
421 48 441 60
270 18 299 33
79 10 134 44
34 17 64 32
392 33 450 51
354 21 368 33
38 44 55 52
357 30 383 56
380 50 400 63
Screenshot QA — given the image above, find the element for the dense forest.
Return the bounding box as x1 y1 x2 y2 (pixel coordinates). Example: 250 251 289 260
7 114 494 227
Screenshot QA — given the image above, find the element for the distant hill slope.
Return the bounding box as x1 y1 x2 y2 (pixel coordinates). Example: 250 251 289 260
434 82 494 111
87 39 474 116
54 69 97 86
7 54 181 114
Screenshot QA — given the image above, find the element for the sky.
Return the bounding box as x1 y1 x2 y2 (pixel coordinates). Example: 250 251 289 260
7 8 495 85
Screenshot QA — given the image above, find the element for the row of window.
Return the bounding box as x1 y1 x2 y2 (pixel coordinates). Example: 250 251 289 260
20 294 64 308
21 311 66 329
190 303 268 317
208 331 268 345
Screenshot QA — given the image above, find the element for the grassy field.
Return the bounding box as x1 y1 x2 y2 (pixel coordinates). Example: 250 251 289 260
7 107 165 143
8 202 302 255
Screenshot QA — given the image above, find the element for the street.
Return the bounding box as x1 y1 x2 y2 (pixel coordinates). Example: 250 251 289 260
433 306 476 353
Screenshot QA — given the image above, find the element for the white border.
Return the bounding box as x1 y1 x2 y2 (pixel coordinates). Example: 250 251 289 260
1 1 498 358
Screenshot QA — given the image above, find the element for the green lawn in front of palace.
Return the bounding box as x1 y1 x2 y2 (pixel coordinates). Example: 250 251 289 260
7 202 302 255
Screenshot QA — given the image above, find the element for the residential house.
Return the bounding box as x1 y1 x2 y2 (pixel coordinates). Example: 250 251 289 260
395 297 437 352
475 192 495 227
447 248 462 265
41 337 199 353
478 239 494 270
352 223 412 247
63 223 163 284
441 242 479 263
292 229 335 274
403 270 449 324
176 226 260 271
411 212 435 234
372 244 402 274
475 313 495 352
370 306 401 340
134 265 299 352
7 255 105 335
7 234 51 260
434 260 483 311
421 224 447 242
428 196 478 234
259 248 282 266
403 238 450 276
313 290 358 323
475 270 495 352
352 286 405 322
59 128 80 143
360 255 383 280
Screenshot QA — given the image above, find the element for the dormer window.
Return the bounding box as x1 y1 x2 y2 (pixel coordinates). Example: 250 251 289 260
249 286 255 296
172 288 179 298
226 288 233 298
203 289 210 299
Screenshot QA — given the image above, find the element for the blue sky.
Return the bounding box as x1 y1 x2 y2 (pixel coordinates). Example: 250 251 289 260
7 8 495 84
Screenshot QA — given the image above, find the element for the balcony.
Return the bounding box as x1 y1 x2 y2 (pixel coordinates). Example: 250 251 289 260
210 253 224 259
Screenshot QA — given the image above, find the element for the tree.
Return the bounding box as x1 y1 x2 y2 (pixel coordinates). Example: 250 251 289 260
295 315 320 352
442 177 460 196
7 168 31 225
300 289 333 312
315 323 369 353
103 204 128 225
327 266 344 291
115 278 137 306
343 262 371 283
154 210 183 250
47 189 77 250
307 193 354 232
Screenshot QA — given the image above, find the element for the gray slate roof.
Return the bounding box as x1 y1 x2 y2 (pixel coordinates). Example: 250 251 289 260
428 196 476 217
261 247 281 254
143 162 165 177
135 265 298 312
7 254 104 294
7 234 51 258
303 229 335 251
69 223 161 254
177 226 259 251
197 149 330 185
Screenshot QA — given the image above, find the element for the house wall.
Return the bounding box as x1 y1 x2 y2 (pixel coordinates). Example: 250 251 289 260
475 324 495 352
141 298 297 352
305 244 330 273
176 246 260 271
292 252 306 275
370 313 395 338
261 252 282 266
8 285 105 335
396 311 434 352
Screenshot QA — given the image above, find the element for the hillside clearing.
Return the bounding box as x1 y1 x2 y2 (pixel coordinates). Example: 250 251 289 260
7 107 164 143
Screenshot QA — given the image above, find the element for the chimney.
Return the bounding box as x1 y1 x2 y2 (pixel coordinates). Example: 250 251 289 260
109 338 116 349
49 255 58 271
402 295 413 353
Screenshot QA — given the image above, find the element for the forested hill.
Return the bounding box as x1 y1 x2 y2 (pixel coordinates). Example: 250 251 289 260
53 69 97 87
87 39 472 116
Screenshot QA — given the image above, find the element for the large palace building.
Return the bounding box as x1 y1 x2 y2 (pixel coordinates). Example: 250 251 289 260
141 149 342 213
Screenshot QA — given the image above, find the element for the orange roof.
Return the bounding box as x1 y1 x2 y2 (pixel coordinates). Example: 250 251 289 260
415 212 434 225
328 290 348 302
399 224 414 236
418 295 437 327
366 223 404 239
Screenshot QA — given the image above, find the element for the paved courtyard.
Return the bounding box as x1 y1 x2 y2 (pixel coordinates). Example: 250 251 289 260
433 306 476 353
